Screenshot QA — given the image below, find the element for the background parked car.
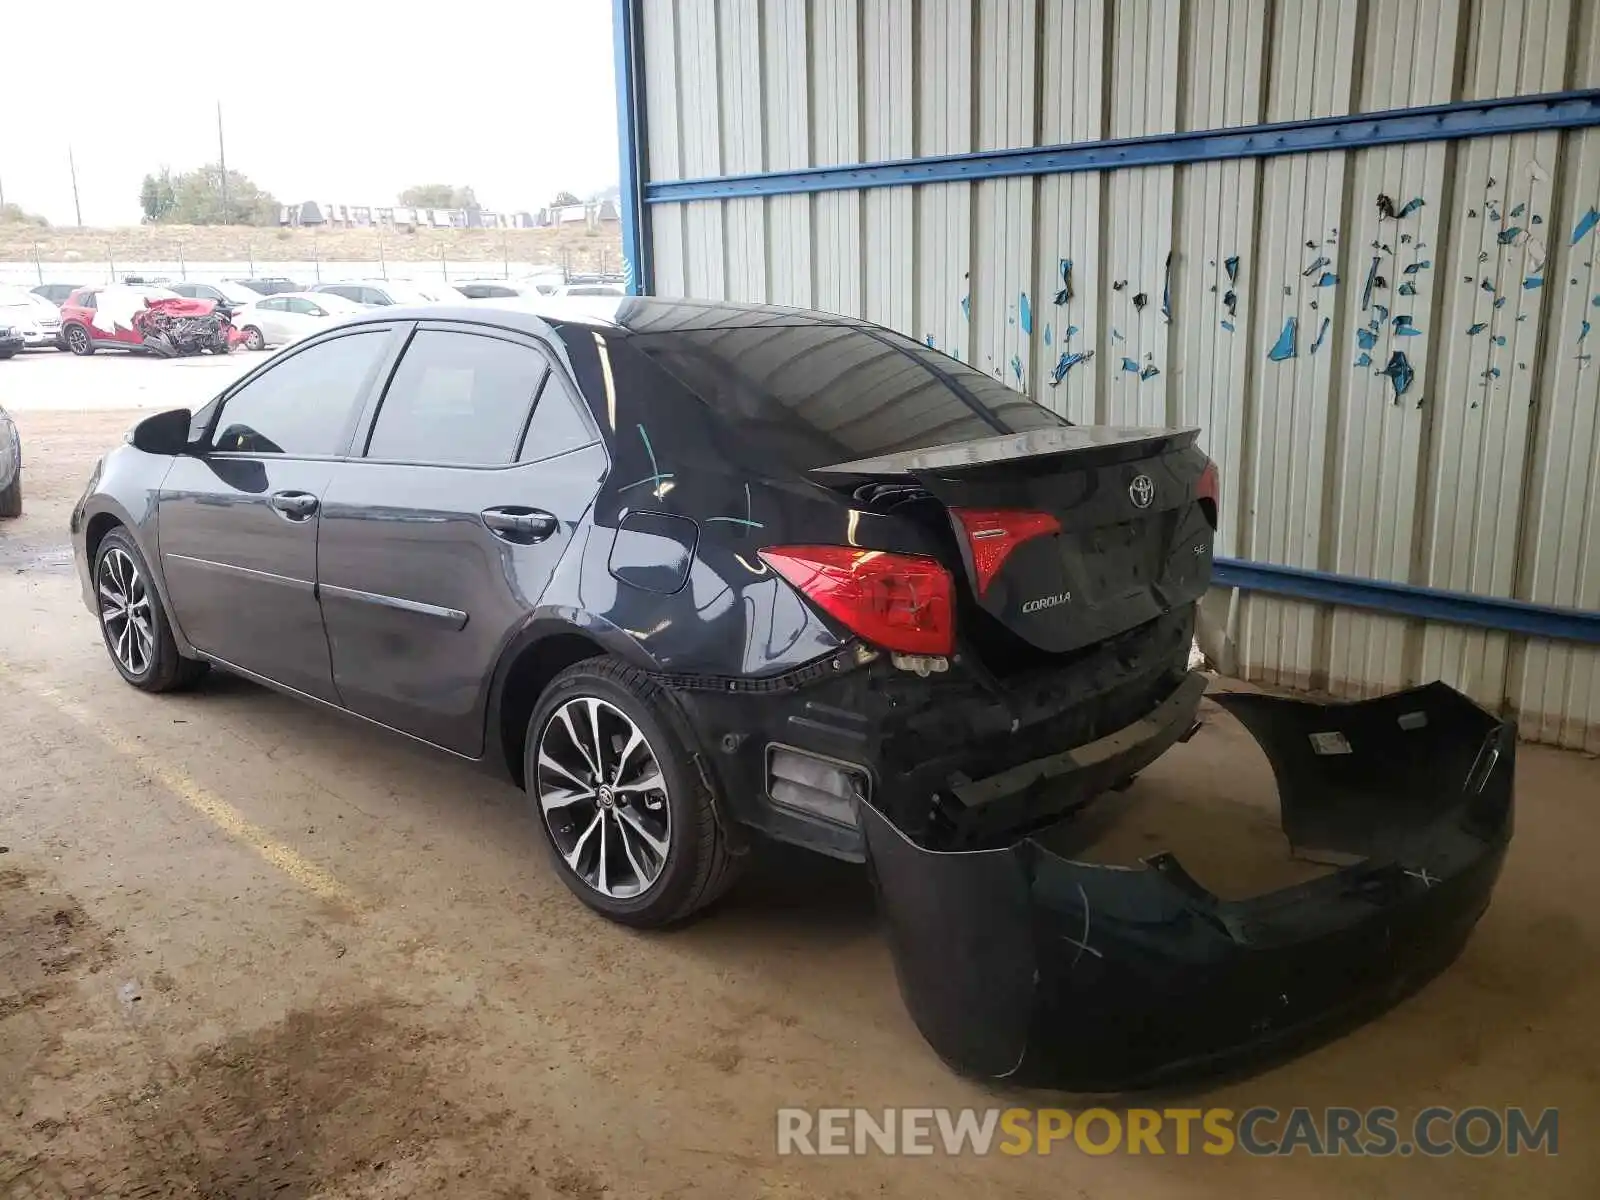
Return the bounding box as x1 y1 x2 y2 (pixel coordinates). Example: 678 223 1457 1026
0 404 20 517
308 279 468 306
454 278 554 300
0 287 64 349
551 283 626 298
32 282 82 306
166 280 263 320
58 285 231 356
227 277 303 297
0 324 23 361
232 291 367 350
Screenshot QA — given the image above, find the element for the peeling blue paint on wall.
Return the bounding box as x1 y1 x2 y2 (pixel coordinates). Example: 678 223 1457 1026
1396 197 1425 218
1303 255 1331 276
1572 208 1600 245
1467 322 1488 335
1357 327 1378 350
1524 275 1544 290
1020 293 1033 334
1362 256 1380 310
1140 363 1160 380
1494 296 1507 309
1393 315 1422 337
1050 350 1093 384
1379 352 1415 399
1268 316 1298 361
1043 325 1052 347
1066 324 1080 339
1493 334 1506 346
1057 260 1075 304
1316 272 1338 287
1309 316 1331 353
1221 320 1236 332
1011 354 1024 383
1121 357 1139 372
1224 255 1240 284
1403 260 1433 274
925 334 936 348
1398 281 1417 296
960 294 971 319
1354 351 1373 367
1112 327 1126 342
1496 227 1522 245
1583 320 1593 341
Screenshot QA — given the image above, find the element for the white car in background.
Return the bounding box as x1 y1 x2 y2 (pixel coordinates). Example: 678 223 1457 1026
453 277 562 300
0 286 64 349
231 291 368 350
551 282 625 298
307 279 468 307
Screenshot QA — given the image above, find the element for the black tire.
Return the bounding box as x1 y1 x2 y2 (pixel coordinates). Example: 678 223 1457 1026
93 527 208 693
64 324 94 356
242 326 265 351
0 472 19 518
526 657 740 927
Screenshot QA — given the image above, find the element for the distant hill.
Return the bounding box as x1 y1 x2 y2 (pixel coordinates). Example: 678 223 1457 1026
0 222 623 273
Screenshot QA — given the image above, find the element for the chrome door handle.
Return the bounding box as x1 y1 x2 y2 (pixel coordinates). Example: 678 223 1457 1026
481 506 557 544
269 490 320 520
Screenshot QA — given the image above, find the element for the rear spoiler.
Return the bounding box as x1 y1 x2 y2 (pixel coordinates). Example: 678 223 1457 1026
808 426 1200 481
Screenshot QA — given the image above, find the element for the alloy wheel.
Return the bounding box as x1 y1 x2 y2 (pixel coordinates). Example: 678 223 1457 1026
67 326 90 354
98 547 154 676
536 697 672 899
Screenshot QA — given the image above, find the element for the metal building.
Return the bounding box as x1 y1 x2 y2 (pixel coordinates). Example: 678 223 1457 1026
612 0 1600 750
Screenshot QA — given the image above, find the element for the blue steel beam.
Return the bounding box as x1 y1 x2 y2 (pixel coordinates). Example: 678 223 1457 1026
1212 560 1600 647
646 90 1600 204
612 0 649 294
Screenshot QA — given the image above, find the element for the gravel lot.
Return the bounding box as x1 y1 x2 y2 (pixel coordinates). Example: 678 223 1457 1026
0 351 1596 1197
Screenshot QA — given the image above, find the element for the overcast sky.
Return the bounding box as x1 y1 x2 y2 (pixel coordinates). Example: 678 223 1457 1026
1 2 620 226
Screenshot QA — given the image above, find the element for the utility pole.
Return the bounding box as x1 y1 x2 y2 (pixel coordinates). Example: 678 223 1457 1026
217 102 230 223
68 146 83 227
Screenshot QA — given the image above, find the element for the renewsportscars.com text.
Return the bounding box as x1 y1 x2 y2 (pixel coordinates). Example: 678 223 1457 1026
776 1106 1559 1157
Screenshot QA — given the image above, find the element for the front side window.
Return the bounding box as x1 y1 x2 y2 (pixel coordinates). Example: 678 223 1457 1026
365 330 548 466
212 330 391 456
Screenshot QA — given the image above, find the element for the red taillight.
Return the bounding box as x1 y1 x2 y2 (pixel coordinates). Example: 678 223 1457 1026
949 508 1062 596
1197 459 1220 528
759 546 954 656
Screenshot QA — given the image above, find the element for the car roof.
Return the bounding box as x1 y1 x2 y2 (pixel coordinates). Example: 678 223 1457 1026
348 295 870 336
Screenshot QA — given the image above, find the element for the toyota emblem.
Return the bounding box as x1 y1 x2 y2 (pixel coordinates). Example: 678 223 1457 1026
1129 474 1155 509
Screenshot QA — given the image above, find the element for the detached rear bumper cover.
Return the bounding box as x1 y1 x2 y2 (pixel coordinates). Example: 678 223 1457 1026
862 681 1514 1089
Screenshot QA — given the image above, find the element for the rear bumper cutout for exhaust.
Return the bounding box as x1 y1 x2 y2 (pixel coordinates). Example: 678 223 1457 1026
861 681 1514 1089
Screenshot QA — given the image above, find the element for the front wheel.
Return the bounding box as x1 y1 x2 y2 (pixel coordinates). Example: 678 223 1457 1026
94 528 207 692
527 658 740 927
64 324 94 356
241 326 265 351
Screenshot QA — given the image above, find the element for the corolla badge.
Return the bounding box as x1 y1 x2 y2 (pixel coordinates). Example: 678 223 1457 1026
1021 591 1071 614
1129 474 1156 509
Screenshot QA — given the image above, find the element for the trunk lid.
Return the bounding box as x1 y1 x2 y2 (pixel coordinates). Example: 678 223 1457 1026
812 426 1215 656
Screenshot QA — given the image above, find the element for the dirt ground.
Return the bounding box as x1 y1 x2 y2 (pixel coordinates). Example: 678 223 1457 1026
1 354 1597 1197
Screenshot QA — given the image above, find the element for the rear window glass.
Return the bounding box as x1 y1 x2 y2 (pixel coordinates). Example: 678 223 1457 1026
629 325 1068 469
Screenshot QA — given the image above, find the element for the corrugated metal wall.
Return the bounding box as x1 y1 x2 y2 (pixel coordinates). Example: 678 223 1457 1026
635 0 1600 751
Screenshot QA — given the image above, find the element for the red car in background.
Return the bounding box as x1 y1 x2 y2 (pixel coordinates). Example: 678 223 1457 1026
59 285 238 357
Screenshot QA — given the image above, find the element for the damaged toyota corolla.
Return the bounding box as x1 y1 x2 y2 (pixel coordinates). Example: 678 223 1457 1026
59 284 238 357
70 297 1512 1088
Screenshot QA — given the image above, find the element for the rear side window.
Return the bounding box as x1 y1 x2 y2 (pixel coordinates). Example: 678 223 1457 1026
366 329 549 466
459 283 518 299
361 288 393 306
212 330 390 456
323 285 363 303
519 370 595 461
630 325 1069 470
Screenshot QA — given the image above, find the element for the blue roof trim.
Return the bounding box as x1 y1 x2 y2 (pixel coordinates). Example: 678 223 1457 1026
612 0 649 293
1212 558 1600 646
645 90 1600 203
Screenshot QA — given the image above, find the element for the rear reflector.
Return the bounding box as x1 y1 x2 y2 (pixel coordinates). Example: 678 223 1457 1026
1197 459 1220 528
949 508 1062 595
759 545 955 656
766 744 868 828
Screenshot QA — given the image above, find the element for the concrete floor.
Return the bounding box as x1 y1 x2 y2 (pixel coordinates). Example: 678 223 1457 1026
1 351 1596 1197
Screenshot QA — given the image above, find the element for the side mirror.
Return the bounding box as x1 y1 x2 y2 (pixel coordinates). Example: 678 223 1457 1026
128 407 195 456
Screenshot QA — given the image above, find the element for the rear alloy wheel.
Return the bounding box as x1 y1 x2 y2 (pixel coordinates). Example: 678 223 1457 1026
94 528 207 692
242 326 265 351
528 658 740 927
65 324 94 356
